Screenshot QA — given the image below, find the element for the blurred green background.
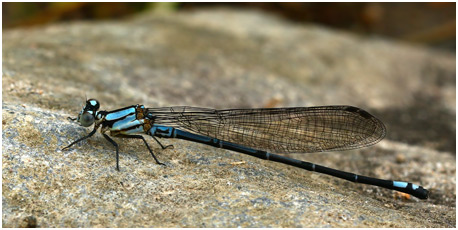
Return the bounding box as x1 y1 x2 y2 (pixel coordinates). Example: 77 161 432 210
3 2 456 52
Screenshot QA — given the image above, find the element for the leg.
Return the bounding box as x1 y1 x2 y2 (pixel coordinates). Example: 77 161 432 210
116 135 165 166
62 128 97 150
102 133 120 171
152 136 174 150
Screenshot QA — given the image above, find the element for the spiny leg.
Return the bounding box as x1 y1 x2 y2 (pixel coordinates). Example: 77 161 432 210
152 136 174 150
62 128 97 150
102 133 120 171
117 135 165 166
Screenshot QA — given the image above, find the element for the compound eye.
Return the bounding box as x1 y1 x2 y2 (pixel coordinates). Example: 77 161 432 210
79 111 95 127
87 99 100 111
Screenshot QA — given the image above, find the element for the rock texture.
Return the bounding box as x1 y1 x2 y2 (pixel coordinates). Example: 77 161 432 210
3 8 455 227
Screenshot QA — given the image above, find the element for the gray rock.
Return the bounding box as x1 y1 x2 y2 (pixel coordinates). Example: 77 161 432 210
2 8 455 227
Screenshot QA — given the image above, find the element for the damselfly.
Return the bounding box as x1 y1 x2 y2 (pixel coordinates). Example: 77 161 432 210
62 99 429 199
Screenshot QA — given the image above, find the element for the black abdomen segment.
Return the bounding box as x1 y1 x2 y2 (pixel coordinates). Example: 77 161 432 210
150 125 428 199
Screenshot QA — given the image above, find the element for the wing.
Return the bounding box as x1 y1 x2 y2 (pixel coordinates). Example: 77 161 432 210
146 105 386 154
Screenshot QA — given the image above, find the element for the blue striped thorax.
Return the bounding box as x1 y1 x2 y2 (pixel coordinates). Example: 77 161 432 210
73 99 153 136
104 105 151 136
64 99 167 171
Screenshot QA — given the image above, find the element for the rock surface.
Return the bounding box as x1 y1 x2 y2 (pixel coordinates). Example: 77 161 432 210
2 8 455 227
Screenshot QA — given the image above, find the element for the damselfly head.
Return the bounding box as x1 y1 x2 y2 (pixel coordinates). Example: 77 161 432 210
77 99 100 127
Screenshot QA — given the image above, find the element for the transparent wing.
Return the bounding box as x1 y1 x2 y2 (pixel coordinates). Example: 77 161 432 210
146 106 386 153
